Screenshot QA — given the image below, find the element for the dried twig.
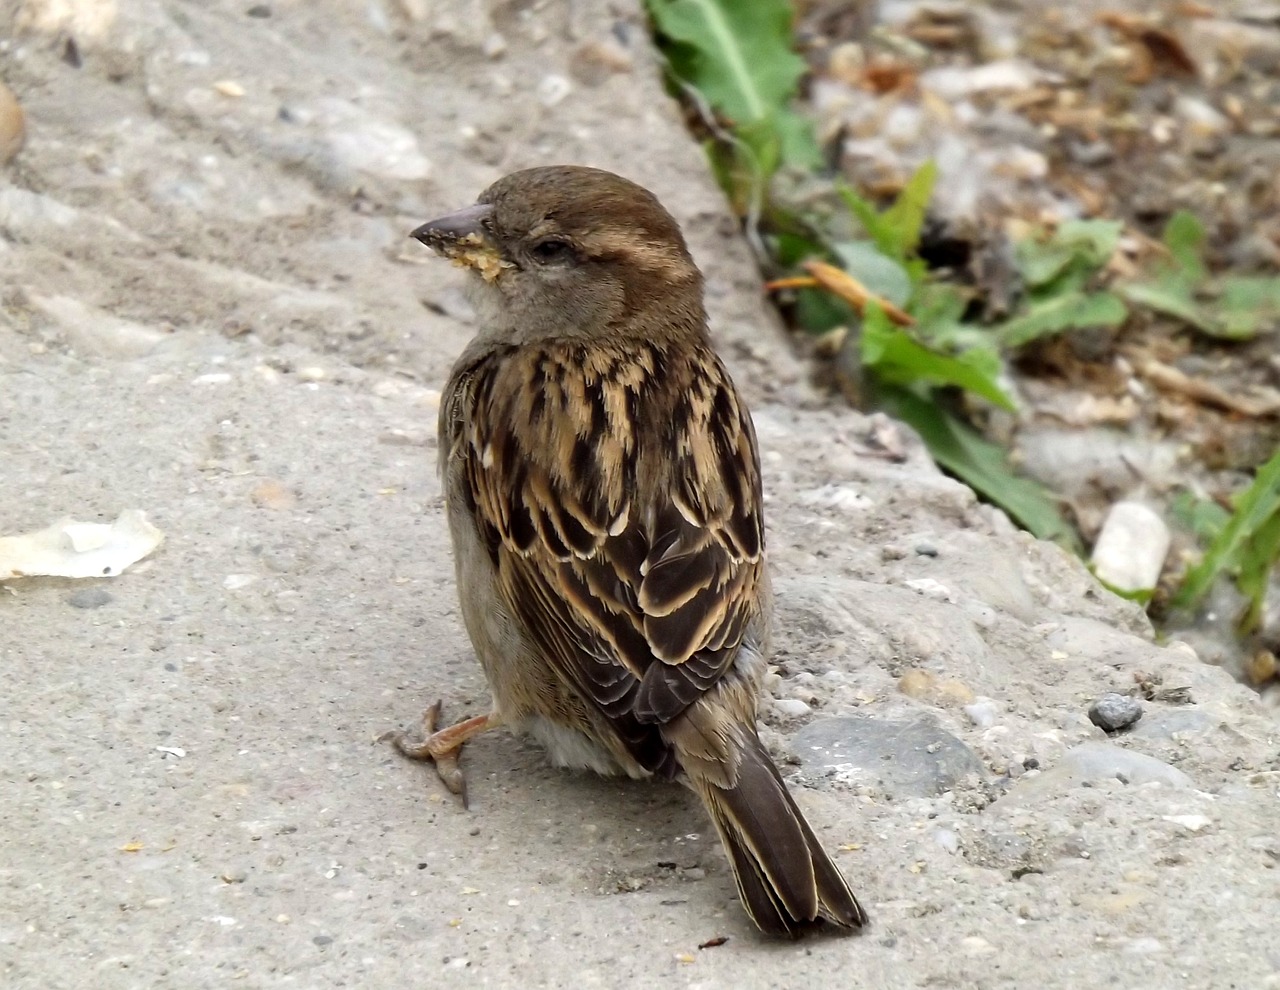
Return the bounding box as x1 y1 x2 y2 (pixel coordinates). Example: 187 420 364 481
1132 355 1280 417
767 260 915 326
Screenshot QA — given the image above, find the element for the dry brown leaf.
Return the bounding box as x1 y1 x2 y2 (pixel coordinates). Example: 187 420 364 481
1099 14 1198 82
860 59 918 95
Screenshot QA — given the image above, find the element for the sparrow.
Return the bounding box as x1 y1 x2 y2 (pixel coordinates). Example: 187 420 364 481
386 165 867 936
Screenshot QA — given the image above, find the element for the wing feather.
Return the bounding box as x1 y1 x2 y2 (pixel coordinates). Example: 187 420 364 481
450 339 764 772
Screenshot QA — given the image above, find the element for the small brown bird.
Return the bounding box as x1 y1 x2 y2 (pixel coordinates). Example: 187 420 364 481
387 165 867 936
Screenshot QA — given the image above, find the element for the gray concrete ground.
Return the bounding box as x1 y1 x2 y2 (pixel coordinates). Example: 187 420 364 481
2 2 1277 988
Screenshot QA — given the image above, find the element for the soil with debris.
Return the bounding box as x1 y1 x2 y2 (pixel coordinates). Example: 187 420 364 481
797 0 1280 680
1 2 1278 989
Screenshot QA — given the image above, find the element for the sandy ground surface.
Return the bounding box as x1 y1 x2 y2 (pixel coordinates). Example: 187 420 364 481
2 2 1278 988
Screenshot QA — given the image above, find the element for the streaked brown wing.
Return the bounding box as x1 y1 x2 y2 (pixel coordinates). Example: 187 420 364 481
449 337 764 773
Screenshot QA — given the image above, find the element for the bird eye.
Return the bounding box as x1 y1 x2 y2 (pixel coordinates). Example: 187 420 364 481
530 239 574 264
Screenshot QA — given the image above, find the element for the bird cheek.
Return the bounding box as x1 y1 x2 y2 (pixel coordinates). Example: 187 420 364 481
460 274 512 324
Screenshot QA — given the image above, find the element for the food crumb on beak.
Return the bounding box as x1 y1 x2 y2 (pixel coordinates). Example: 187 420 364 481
439 233 513 283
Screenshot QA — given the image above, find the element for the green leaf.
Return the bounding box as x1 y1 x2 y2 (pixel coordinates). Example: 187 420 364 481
1168 490 1231 542
1234 511 1280 634
838 184 892 255
772 110 824 170
729 119 783 181
873 385 1079 549
837 161 937 264
1121 213 1280 340
1118 279 1212 333
1014 219 1122 290
910 282 970 327
909 283 990 352
1014 238 1079 289
1059 219 1122 263
646 0 819 168
770 231 826 267
1173 448 1280 617
878 160 937 260
997 290 1128 348
793 287 852 336
834 241 912 307
1161 210 1207 280
1220 275 1280 339
862 304 1015 411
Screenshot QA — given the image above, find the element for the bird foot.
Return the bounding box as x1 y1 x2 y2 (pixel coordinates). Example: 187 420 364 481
380 701 495 809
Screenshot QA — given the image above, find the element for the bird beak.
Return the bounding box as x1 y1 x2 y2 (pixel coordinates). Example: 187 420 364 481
410 203 494 246
410 203 511 282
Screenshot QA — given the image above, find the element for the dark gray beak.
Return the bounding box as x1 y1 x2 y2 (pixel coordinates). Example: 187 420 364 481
410 203 495 248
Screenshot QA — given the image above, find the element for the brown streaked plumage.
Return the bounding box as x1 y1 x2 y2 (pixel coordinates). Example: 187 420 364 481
387 165 867 936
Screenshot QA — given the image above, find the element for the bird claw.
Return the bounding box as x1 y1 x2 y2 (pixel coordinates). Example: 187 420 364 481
380 701 491 810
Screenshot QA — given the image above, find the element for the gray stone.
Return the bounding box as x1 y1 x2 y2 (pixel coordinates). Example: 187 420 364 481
793 716 986 798
1089 693 1144 732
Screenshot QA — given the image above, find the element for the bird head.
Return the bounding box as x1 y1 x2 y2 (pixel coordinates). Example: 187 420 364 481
411 166 705 343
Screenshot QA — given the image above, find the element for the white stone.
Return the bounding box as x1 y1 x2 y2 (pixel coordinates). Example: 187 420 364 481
773 698 812 718
1090 501 1171 593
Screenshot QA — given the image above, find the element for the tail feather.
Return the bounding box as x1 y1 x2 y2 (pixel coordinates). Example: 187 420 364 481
693 732 868 937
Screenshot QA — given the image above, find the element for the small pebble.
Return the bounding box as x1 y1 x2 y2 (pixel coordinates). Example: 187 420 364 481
1089 693 1143 732
933 828 959 854
902 577 954 603
1090 502 1170 594
773 698 812 718
569 39 634 85
482 33 507 59
67 588 113 609
1163 814 1211 833
1065 138 1114 166
246 4 271 16
536 74 572 107
312 935 333 947
963 698 998 728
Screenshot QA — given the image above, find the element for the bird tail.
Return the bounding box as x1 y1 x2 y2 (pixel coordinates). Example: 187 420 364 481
690 730 868 937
